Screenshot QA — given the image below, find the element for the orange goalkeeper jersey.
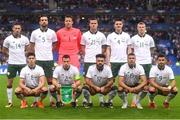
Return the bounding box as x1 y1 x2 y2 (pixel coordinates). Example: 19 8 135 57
56 27 81 55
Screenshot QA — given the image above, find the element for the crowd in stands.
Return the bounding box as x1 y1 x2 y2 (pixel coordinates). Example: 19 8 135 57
0 0 179 65
0 0 179 13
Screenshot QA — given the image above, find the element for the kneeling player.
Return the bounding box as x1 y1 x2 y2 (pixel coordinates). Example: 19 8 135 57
15 52 48 108
118 53 147 109
148 54 178 109
50 55 81 108
82 54 117 108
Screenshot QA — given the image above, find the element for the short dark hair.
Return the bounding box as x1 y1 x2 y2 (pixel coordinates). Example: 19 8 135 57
157 54 166 59
12 22 22 27
39 14 48 21
62 54 70 59
114 18 123 23
88 17 98 23
128 53 135 57
96 54 106 59
26 52 35 58
64 15 73 21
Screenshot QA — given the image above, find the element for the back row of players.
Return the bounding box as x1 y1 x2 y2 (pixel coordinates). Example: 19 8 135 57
2 15 178 109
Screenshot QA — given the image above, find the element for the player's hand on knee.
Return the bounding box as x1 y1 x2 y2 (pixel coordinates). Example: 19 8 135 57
128 88 133 93
95 86 101 92
32 88 39 94
134 87 140 93
57 84 61 89
100 87 105 93
161 87 170 92
172 86 178 92
25 88 32 94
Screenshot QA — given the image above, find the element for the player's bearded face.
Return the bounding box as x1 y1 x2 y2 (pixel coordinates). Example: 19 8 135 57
63 58 70 70
128 55 136 68
63 64 70 70
12 25 21 37
158 57 166 70
40 17 48 27
96 58 104 71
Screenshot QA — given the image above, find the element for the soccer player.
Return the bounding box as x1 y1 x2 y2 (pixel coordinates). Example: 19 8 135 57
148 54 178 109
50 55 81 108
30 14 57 107
82 54 117 108
130 22 155 76
118 53 147 109
2 22 29 107
130 22 155 107
106 18 131 77
15 52 48 108
81 17 107 75
56 15 82 69
81 17 107 103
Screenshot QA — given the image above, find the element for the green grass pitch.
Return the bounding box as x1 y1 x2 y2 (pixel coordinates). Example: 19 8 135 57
0 75 180 119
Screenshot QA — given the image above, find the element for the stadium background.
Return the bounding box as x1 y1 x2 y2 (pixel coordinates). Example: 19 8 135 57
0 0 180 119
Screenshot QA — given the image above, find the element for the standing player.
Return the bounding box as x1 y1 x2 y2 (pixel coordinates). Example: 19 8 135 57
81 17 107 75
50 55 81 108
82 54 117 108
30 15 57 107
106 18 131 78
148 54 178 109
118 53 147 109
130 22 155 106
56 15 82 69
15 52 48 108
2 22 29 107
80 17 107 104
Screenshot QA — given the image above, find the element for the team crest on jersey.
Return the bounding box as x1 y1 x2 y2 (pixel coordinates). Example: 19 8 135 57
7 72 10 75
61 74 64 76
73 36 77 39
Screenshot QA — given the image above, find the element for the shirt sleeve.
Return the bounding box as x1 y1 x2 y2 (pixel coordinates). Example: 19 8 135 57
53 66 59 79
77 29 82 50
118 65 125 76
30 31 35 43
20 68 25 79
168 67 175 81
129 37 134 48
52 31 58 43
74 67 80 80
127 34 131 45
139 65 145 76
107 66 113 78
86 66 92 78
25 37 30 46
56 30 61 49
101 33 107 45
3 38 9 48
80 33 85 45
39 67 45 76
106 34 111 46
149 67 156 78
150 36 155 48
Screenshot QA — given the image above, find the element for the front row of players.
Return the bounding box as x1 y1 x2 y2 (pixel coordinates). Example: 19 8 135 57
15 52 178 109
